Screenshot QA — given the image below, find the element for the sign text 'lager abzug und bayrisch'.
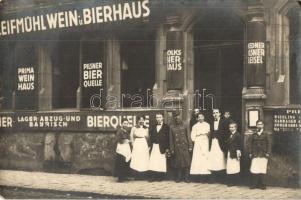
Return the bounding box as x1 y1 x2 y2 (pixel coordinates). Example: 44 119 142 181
0 0 150 37
0 110 162 131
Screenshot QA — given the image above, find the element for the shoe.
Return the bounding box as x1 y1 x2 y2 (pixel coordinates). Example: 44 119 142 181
184 179 191 183
157 177 163 182
175 178 181 183
176 171 182 183
259 185 266 190
249 185 257 189
148 178 155 182
227 184 235 187
117 178 124 183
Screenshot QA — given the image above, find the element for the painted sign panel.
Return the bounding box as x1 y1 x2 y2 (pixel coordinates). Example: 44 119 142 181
273 108 301 133
0 110 164 132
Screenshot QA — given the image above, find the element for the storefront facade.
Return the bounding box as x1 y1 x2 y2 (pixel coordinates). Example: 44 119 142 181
0 0 300 186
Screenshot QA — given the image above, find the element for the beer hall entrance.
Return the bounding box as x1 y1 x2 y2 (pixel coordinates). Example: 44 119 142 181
193 9 245 125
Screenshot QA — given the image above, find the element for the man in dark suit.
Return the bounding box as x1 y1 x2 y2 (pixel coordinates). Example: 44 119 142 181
148 113 170 181
208 109 228 182
189 108 200 130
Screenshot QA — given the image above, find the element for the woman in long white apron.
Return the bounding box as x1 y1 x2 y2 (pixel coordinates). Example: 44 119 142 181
130 116 150 174
190 113 211 175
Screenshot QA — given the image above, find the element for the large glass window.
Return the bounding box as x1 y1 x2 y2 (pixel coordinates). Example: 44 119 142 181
0 42 14 110
52 36 80 109
120 30 155 108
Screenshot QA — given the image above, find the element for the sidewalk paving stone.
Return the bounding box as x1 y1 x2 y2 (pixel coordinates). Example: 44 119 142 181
0 170 300 199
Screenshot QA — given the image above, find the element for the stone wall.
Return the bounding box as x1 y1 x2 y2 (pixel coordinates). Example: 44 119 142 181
0 130 299 187
0 132 116 175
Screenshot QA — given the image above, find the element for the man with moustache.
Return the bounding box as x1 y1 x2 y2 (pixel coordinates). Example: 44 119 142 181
169 111 193 183
148 113 170 181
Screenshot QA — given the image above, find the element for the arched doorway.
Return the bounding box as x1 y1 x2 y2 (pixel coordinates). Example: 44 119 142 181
192 8 245 127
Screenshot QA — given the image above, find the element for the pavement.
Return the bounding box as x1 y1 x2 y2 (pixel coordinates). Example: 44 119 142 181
0 170 300 199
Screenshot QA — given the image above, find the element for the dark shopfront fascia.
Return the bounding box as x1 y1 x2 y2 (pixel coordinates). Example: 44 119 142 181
0 0 168 175
0 0 300 187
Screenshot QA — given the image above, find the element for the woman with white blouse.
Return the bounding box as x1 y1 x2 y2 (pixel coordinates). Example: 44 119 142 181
190 112 211 177
130 115 150 177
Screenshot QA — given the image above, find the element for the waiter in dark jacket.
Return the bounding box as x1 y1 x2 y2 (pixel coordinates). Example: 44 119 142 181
208 109 228 182
225 121 242 186
148 113 170 181
189 108 200 130
249 120 272 190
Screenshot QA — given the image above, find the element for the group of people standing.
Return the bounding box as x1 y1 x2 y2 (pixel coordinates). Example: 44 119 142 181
114 109 271 190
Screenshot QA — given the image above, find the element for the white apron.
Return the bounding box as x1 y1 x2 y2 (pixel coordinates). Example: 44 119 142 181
190 135 211 175
208 139 226 171
148 144 166 172
226 152 240 174
130 138 149 172
250 157 268 174
116 141 132 162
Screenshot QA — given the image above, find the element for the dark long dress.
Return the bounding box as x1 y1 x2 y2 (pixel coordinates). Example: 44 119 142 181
114 127 131 179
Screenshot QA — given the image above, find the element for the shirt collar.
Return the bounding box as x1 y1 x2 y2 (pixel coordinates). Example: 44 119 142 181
214 118 220 122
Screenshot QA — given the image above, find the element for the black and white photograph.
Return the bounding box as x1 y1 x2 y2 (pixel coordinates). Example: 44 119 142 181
0 0 300 199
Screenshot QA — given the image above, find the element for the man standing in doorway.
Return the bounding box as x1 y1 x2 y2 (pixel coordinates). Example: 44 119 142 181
148 113 170 181
208 109 227 182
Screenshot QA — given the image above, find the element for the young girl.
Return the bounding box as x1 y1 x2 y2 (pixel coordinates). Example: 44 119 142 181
226 121 242 186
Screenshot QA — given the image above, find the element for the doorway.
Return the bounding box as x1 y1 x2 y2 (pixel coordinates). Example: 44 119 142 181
193 8 245 126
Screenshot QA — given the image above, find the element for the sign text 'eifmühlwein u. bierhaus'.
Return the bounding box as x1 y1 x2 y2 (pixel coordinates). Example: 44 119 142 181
0 0 150 37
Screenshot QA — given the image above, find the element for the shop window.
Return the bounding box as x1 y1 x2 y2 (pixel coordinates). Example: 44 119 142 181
120 31 155 108
288 7 301 104
81 40 106 109
0 42 14 110
52 37 80 109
